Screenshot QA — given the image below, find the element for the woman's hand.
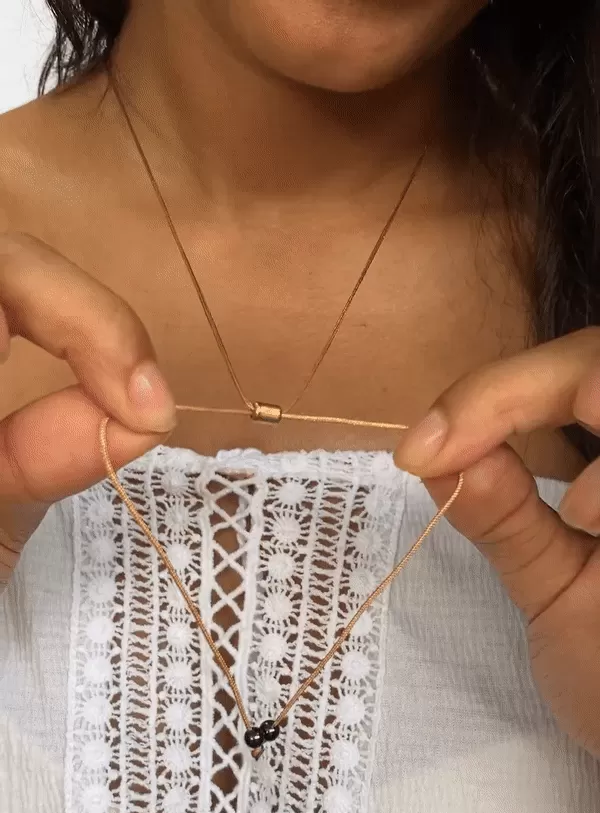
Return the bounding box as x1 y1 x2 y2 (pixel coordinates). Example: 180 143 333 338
0 232 177 588
394 326 600 757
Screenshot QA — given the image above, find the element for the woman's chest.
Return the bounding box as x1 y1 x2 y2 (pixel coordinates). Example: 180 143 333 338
8 184 582 477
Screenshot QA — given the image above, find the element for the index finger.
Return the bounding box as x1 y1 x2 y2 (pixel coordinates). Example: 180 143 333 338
394 327 600 477
0 232 176 434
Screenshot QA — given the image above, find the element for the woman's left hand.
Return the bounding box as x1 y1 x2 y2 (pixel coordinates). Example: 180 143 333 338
394 326 600 758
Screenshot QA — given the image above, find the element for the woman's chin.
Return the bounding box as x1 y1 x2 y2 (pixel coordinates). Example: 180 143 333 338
266 49 416 94
223 0 433 93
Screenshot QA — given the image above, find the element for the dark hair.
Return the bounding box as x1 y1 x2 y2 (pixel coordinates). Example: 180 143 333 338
40 0 600 461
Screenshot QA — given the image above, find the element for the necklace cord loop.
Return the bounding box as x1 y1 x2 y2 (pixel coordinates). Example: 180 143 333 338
99 416 463 738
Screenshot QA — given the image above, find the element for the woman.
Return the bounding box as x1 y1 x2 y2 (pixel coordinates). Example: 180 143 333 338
1 0 600 810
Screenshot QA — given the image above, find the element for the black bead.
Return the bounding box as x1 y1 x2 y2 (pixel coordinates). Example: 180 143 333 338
244 727 264 749
259 719 280 742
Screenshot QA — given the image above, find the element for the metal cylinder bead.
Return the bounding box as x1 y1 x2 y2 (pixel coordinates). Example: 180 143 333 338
251 402 283 424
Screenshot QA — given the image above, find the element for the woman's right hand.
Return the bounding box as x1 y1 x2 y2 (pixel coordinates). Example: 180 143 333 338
0 232 177 588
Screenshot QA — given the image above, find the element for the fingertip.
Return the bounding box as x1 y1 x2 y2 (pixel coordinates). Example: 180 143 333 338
0 387 169 503
558 459 600 537
127 361 178 434
393 408 448 474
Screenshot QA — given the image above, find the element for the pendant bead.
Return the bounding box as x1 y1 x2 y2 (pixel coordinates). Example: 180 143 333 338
244 727 265 749
251 402 283 424
259 719 280 742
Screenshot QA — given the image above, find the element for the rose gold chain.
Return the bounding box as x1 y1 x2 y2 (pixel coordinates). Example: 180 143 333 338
110 74 427 416
103 75 464 757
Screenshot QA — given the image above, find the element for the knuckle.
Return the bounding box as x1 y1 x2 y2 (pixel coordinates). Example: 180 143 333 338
67 297 151 368
0 231 39 263
0 233 58 290
0 232 151 364
436 361 499 415
105 299 153 358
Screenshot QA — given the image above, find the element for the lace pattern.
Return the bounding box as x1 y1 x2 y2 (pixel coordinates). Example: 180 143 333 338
65 448 407 813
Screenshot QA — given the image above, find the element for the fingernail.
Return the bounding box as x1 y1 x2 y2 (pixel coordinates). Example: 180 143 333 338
395 408 448 472
128 361 177 433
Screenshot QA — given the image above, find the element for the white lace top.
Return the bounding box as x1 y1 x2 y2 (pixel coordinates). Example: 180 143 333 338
1 446 599 813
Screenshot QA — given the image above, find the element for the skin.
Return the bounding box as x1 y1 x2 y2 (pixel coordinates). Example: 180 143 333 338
0 0 599 763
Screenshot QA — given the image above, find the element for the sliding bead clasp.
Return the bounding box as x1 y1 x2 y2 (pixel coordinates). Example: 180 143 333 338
244 719 281 759
251 402 283 424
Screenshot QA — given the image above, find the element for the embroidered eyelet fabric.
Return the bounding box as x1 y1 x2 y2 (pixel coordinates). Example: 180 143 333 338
65 447 405 813
2 447 600 813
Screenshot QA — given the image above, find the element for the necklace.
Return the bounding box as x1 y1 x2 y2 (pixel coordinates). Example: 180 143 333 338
101 76 464 759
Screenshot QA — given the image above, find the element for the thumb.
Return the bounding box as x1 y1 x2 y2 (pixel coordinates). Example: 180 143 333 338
423 445 594 622
0 385 168 503
0 385 167 586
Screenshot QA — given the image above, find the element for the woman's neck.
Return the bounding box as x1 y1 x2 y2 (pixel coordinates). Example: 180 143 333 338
112 0 452 210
